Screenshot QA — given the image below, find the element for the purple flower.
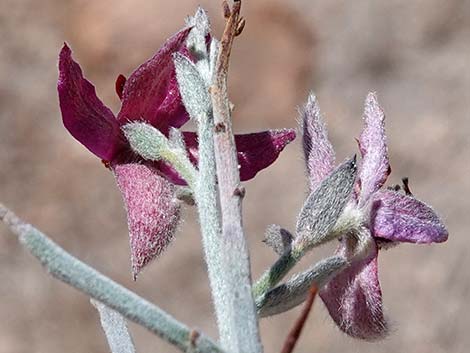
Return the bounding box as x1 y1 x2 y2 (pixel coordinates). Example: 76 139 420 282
58 28 295 278
301 92 448 340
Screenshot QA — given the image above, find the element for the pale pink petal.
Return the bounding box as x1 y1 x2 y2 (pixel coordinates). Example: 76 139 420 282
358 93 390 205
301 93 335 191
371 190 448 244
113 163 180 278
117 28 191 132
58 44 124 161
320 240 388 340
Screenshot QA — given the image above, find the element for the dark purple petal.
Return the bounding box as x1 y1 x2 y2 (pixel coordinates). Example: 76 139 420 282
58 44 123 161
320 240 388 340
115 74 126 100
234 129 296 181
117 28 192 132
154 161 187 186
113 163 180 279
371 190 448 244
155 130 295 184
301 94 335 191
358 93 390 205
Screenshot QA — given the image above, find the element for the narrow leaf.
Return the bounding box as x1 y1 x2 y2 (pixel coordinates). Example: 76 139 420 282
173 52 210 120
91 299 136 353
122 122 170 161
257 256 347 317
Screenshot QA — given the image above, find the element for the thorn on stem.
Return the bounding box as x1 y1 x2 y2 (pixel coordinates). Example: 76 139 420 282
215 122 227 133
233 185 246 198
222 1 231 18
235 17 246 36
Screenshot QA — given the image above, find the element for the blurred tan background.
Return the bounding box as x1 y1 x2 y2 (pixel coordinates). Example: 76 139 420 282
1 0 469 352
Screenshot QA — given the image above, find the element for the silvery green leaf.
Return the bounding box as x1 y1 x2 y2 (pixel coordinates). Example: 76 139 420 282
122 122 170 161
91 299 136 353
185 7 210 54
169 127 186 152
263 224 293 256
185 7 211 83
174 52 211 120
295 156 357 251
209 38 220 82
257 256 347 317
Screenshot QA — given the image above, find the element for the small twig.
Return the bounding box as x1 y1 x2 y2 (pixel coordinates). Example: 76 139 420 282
280 284 318 353
0 204 224 353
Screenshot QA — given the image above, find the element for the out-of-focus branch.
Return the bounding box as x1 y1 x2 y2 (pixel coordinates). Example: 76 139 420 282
280 284 318 353
0 204 224 353
209 1 262 353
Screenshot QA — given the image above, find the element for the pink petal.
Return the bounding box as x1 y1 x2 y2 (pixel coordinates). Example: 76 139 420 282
58 44 123 161
320 241 388 340
358 93 390 205
301 94 335 191
371 190 448 244
113 163 180 278
117 28 191 133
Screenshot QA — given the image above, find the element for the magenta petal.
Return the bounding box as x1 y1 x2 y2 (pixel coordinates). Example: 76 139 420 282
371 190 448 244
156 130 295 184
234 129 296 181
301 94 335 191
154 161 188 186
358 93 390 205
320 241 387 340
117 28 191 132
113 163 180 278
58 44 123 161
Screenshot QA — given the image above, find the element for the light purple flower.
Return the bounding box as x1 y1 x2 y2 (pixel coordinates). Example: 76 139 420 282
301 92 448 340
58 28 295 278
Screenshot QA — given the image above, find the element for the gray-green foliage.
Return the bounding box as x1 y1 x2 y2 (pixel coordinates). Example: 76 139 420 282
295 156 357 251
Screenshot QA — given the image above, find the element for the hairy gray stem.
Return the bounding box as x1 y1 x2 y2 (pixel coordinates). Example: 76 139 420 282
209 1 262 352
0 204 224 353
